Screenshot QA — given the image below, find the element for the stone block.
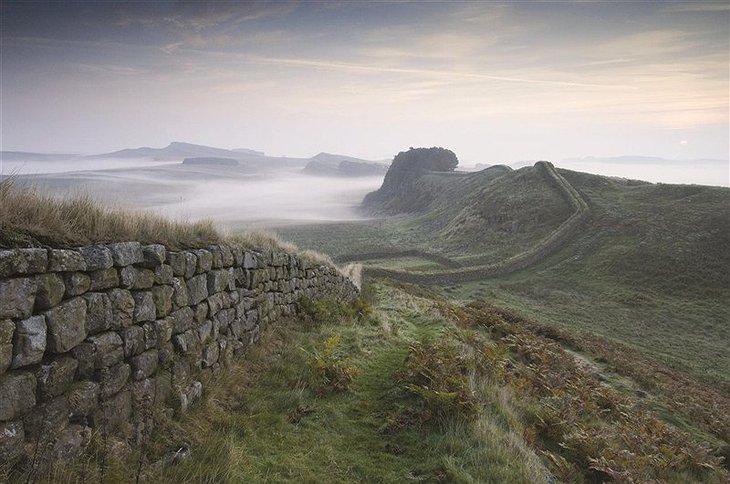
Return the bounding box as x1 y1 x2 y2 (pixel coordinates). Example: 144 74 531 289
151 285 173 318
24 395 70 439
63 271 91 297
130 349 158 380
45 297 87 353
207 292 224 315
0 319 13 374
88 331 124 368
142 322 158 350
11 315 46 368
172 330 199 355
108 288 135 329
68 381 99 418
167 252 186 276
96 362 131 399
197 320 212 343
187 274 208 305
78 245 113 270
141 244 166 268
93 390 132 430
154 264 174 285
193 249 213 273
36 356 78 400
89 267 119 291
48 249 86 272
0 276 37 319
83 292 112 334
209 245 224 269
220 246 234 267
34 273 66 310
0 371 36 421
121 325 145 357
202 342 219 368
207 269 229 295
184 252 197 279
243 251 260 269
158 342 175 370
0 248 47 277
231 246 243 266
133 291 156 323
133 268 155 289
169 306 194 335
52 424 92 460
154 318 173 345
0 420 24 462
172 277 189 308
72 342 95 379
119 266 138 289
108 242 143 267
193 302 208 324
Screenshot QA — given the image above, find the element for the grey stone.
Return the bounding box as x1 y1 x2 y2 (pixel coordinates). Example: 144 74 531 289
154 318 173 345
88 331 124 368
0 420 24 462
23 396 69 439
243 251 260 269
193 249 213 273
53 424 92 460
83 292 112 334
46 297 87 353
197 320 212 343
0 277 37 319
48 249 86 272
121 326 144 359
220 246 235 267
193 302 208 324
130 349 158 380
63 271 91 296
232 246 244 266
158 342 175 369
207 292 224 315
142 244 166 267
151 285 174 317
133 268 155 289
78 245 113 270
187 274 208 305
133 291 156 323
36 356 78 400
108 242 143 267
172 330 199 355
97 362 131 399
11 315 46 368
207 269 229 295
167 252 186 276
154 264 174 285
107 288 135 329
93 390 132 430
68 381 99 417
202 342 219 367
0 248 47 277
119 265 138 288
0 320 14 375
89 267 119 291
142 322 158 350
71 342 95 379
172 277 189 308
209 246 223 269
169 306 194 335
0 371 36 420
184 252 197 279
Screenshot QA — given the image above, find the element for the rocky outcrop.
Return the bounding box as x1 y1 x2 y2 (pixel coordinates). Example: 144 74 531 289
0 243 357 466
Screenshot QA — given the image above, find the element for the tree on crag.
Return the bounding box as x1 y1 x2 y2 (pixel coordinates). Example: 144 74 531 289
363 147 458 214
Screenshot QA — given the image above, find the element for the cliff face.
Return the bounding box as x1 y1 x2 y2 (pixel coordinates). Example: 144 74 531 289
0 242 357 464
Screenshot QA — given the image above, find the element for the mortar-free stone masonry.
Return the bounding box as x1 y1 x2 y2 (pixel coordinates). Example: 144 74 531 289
0 242 358 465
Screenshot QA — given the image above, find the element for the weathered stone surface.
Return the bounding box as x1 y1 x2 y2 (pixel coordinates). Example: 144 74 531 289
88 331 124 368
243 251 261 269
72 342 95 379
133 291 156 323
172 330 199 355
207 293 224 315
193 302 208 324
63 272 91 296
24 396 70 439
171 277 189 308
52 424 92 460
232 246 244 266
11 315 46 368
187 274 208 305
83 292 112 334
158 342 175 369
151 285 173 318
107 288 135 329
167 252 186 276
207 269 229 295
68 381 99 417
202 342 219 367
0 277 37 319
154 318 173 345
78 245 113 270
46 297 87 353
108 242 143 267
0 320 13 374
0 371 36 420
197 320 212 343
154 264 174 285
194 249 213 274
0 420 24 461
169 306 194 335
93 390 132 430
121 325 145 357
89 267 119 291
0 248 47 278
130 349 158 380
97 362 131 399
36 356 78 400
184 252 197 279
142 244 166 268
48 249 86 272
219 246 234 267
142 322 158 350
133 268 155 289
119 266 138 289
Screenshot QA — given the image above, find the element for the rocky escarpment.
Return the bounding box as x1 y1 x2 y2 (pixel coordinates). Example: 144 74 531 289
0 243 357 466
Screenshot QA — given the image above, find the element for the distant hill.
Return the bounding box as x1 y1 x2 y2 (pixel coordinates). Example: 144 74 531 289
0 151 79 161
303 152 388 177
182 157 239 167
93 142 262 161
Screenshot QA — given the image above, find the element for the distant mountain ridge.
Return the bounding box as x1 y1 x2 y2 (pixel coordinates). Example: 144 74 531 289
93 142 261 161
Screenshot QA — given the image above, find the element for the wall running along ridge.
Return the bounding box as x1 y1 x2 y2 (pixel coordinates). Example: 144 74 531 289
0 243 358 466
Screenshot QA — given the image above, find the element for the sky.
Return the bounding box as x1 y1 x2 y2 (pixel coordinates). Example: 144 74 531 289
1 0 729 163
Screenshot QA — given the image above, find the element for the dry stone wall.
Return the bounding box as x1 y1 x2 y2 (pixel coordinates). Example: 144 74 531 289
0 243 358 465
